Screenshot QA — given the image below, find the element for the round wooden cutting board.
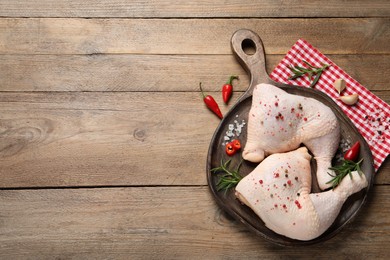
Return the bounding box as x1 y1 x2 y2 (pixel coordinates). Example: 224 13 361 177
206 29 375 246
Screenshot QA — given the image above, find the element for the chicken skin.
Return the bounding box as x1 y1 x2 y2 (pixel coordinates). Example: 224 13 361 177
243 83 340 190
235 147 368 241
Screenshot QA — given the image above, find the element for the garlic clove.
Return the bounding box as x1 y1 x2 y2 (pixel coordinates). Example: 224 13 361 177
339 93 359 105
333 79 346 94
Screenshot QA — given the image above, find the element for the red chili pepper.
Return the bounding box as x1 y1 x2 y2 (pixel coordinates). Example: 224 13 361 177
222 76 238 104
344 141 360 161
231 139 241 151
225 142 236 156
225 139 241 156
199 83 223 119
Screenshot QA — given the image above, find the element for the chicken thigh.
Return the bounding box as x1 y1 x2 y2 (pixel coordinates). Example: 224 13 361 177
235 147 368 241
243 83 340 190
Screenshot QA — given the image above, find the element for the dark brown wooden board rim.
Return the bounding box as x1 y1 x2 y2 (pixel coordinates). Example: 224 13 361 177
206 29 375 246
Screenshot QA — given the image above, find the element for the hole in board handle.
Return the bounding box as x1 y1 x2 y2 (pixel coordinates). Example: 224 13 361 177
242 38 256 55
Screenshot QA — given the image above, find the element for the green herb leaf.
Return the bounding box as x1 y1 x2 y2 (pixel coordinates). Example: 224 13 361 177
288 60 330 88
211 159 243 193
326 158 363 189
310 70 322 88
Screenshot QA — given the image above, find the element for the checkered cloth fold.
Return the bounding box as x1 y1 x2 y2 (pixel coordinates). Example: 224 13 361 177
270 39 389 171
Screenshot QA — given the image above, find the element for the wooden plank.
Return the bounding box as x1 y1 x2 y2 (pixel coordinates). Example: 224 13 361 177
0 186 389 258
0 0 389 18
0 18 389 55
0 92 388 188
0 92 221 188
0 54 389 92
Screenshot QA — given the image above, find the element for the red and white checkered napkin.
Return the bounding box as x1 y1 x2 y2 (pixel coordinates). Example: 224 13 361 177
270 39 390 172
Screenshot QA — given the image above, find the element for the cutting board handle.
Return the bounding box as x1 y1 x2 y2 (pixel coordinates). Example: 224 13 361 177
231 29 272 96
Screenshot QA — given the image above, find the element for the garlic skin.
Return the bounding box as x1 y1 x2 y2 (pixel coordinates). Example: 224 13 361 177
339 94 359 105
334 79 346 94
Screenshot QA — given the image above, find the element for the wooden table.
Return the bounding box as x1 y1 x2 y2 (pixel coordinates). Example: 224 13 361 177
1 1 389 258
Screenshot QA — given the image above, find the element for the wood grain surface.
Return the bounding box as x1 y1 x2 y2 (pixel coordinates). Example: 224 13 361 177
0 54 389 91
0 0 389 18
1 187 389 258
1 18 389 55
0 1 389 258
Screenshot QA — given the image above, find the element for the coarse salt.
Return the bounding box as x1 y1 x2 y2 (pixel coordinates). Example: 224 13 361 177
222 116 246 146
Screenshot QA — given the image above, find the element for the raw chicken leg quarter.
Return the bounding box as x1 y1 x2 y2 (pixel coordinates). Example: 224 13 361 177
243 83 340 190
235 147 368 241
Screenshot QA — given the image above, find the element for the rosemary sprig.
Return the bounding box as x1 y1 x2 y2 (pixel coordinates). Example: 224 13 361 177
326 158 363 189
211 159 243 192
288 60 330 88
